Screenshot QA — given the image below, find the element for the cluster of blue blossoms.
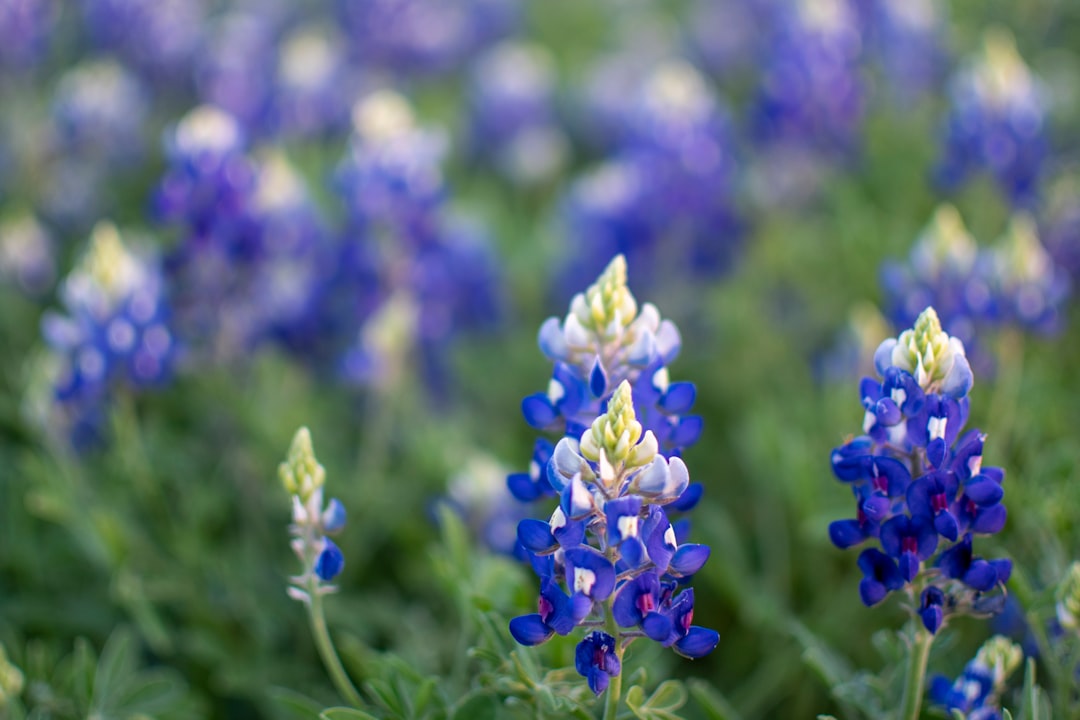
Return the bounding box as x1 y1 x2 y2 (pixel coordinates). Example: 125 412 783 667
881 204 1070 373
830 306 1011 634
40 222 175 447
936 28 1047 208
507 256 718 694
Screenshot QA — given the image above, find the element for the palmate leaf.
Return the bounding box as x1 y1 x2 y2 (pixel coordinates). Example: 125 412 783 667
626 680 689 720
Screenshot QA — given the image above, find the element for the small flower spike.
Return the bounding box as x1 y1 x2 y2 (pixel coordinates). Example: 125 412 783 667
1056 562 1080 633
507 256 717 695
830 307 1011 628
280 428 347 601
929 635 1022 719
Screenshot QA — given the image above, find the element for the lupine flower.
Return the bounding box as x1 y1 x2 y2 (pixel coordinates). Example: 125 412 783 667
195 12 278 134
51 58 148 166
929 635 1022 720
882 205 1070 376
0 214 55 297
333 91 503 394
985 214 1069 334
40 222 175 447
750 0 863 157
335 0 517 76
271 24 352 138
280 428 348 602
936 28 1047 207
80 0 204 81
684 0 772 83
509 257 716 694
0 0 56 68
466 41 567 185
559 61 741 303
859 0 946 103
829 307 1011 632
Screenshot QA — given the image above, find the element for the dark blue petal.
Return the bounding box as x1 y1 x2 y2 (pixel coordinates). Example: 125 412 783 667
913 515 940 559
314 539 345 581
661 382 696 414
589 356 607 398
935 512 959 542
920 605 943 634
879 516 905 557
829 519 869 549
972 504 1007 534
963 560 998 592
507 472 542 502
900 551 920 582
859 377 882 405
620 539 644 568
517 519 556 554
669 482 703 513
874 398 902 426
669 415 703 448
521 393 557 429
862 495 891 522
673 626 719 659
990 558 1012 584
669 544 710 577
872 457 913 497
510 614 553 646
927 438 948 469
612 572 659 627
859 577 888 606
965 479 1004 506
642 611 674 642
831 440 874 481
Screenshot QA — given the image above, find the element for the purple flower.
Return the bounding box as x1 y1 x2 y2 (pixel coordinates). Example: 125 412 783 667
575 632 621 696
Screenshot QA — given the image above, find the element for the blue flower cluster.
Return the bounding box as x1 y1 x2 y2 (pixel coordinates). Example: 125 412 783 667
881 205 1070 370
558 61 742 302
508 256 717 694
279 428 348 601
40 223 175 447
929 635 1022 720
936 28 1047 208
830 307 1012 634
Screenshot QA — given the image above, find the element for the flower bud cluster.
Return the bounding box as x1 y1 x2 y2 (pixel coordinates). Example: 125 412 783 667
508 258 717 695
1056 562 1080 634
830 307 1011 634
280 428 347 603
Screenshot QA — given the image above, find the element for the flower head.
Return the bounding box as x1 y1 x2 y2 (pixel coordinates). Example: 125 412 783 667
1056 562 1080 633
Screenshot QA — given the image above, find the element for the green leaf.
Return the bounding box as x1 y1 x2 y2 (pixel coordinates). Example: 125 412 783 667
266 686 325 720
114 671 184 715
320 708 380 720
689 679 746 720
646 680 688 713
451 691 498 720
625 685 647 713
90 627 138 712
1015 657 1051 720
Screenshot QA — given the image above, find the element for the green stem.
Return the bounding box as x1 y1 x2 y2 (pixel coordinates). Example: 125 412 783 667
899 626 934 720
307 587 365 708
603 604 624 720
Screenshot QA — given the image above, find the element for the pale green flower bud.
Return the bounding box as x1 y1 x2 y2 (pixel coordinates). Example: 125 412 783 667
579 381 658 477
572 255 638 337
279 427 325 501
911 204 978 278
973 635 1023 689
1056 562 1080 633
889 307 971 396
992 213 1051 288
974 27 1035 109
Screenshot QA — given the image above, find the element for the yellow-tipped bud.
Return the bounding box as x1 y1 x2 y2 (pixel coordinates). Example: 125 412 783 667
279 427 325 500
1056 562 1080 633
974 635 1023 688
573 255 638 336
579 381 656 476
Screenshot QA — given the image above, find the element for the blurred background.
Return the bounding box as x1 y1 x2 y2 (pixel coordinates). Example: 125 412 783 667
1 0 1079 717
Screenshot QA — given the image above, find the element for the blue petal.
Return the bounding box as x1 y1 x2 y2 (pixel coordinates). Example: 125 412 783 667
565 547 616 600
942 353 973 398
673 627 719 659
322 498 347 533
589 357 607 397
642 612 674 643
521 393 557 429
859 577 888 606
517 519 557 554
669 544 710 577
669 416 703 448
660 382 696 414
920 605 943 634
972 504 1007 534
669 482 703 513
507 471 542 502
963 560 998 592
829 519 869 549
314 539 345 581
965 479 1004 506
874 339 897 375
509 614 554 646
934 512 959 542
537 317 566 361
